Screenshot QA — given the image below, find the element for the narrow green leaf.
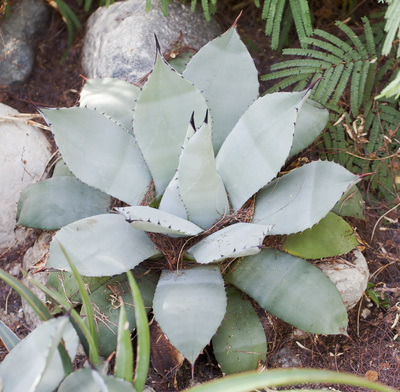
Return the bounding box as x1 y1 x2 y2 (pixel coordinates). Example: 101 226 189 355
48 214 160 276
186 368 397 392
283 212 359 259
212 286 267 375
0 320 20 351
58 241 99 364
226 249 347 334
115 302 134 382
80 78 140 133
41 107 151 206
253 160 358 235
183 27 259 152
0 269 52 322
177 120 229 229
216 90 310 211
126 270 151 392
28 276 101 365
17 177 111 230
187 223 271 264
117 206 203 237
153 266 227 364
133 52 208 195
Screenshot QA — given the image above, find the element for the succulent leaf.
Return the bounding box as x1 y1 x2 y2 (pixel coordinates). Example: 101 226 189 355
41 107 151 206
253 160 359 235
58 368 136 391
177 120 230 229
133 52 208 195
47 214 160 277
226 249 348 334
187 222 271 264
117 206 203 237
288 99 329 158
283 212 359 259
0 316 78 392
158 123 195 219
216 91 310 211
153 265 227 365
332 185 365 219
17 177 111 230
79 78 140 133
80 268 158 358
212 286 267 375
183 26 259 153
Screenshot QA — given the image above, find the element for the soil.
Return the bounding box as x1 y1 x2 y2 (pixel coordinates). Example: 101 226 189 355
0 0 399 391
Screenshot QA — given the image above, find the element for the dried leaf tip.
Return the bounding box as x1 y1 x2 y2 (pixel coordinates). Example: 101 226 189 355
232 11 243 29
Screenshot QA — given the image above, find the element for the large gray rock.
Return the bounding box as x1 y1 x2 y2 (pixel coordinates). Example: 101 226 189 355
0 104 52 250
0 0 49 86
82 0 222 84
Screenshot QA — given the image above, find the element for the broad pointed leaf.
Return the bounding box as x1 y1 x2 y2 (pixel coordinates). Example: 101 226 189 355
226 249 347 334
52 158 74 177
153 266 227 364
183 27 259 152
41 107 151 206
0 316 78 392
81 268 158 357
158 123 195 220
58 368 135 392
187 223 271 264
17 177 111 230
332 185 364 219
253 160 359 235
0 321 20 352
288 99 329 159
178 121 229 229
117 206 203 237
216 91 310 211
47 214 160 276
283 212 359 259
80 78 140 133
212 286 267 375
133 52 208 195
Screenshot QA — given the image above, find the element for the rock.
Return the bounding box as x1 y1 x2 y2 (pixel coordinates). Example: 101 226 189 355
316 249 369 310
0 0 49 86
82 0 222 84
269 346 302 368
21 233 52 328
0 104 52 251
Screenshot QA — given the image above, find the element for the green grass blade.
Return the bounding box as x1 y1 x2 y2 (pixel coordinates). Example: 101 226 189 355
0 269 52 321
115 302 134 382
186 368 397 392
126 270 150 392
0 320 20 351
57 240 99 363
28 274 101 365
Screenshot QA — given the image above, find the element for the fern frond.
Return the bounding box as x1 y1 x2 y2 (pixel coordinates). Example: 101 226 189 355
382 0 400 57
362 17 376 57
336 21 368 58
289 0 312 46
265 74 313 93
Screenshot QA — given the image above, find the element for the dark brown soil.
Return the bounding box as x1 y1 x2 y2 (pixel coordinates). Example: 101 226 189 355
0 1 399 391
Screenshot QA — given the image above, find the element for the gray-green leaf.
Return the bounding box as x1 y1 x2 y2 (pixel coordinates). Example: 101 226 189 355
253 160 358 235
183 27 259 153
47 214 160 276
153 266 227 364
41 107 151 206
226 249 347 334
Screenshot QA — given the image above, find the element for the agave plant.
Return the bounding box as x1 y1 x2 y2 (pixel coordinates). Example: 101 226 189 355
17 22 363 374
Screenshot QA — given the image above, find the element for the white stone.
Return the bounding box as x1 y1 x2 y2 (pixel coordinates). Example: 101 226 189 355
317 249 369 310
0 103 52 250
82 0 222 84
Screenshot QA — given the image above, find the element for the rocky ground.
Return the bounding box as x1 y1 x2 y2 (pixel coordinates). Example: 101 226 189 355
0 1 399 391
